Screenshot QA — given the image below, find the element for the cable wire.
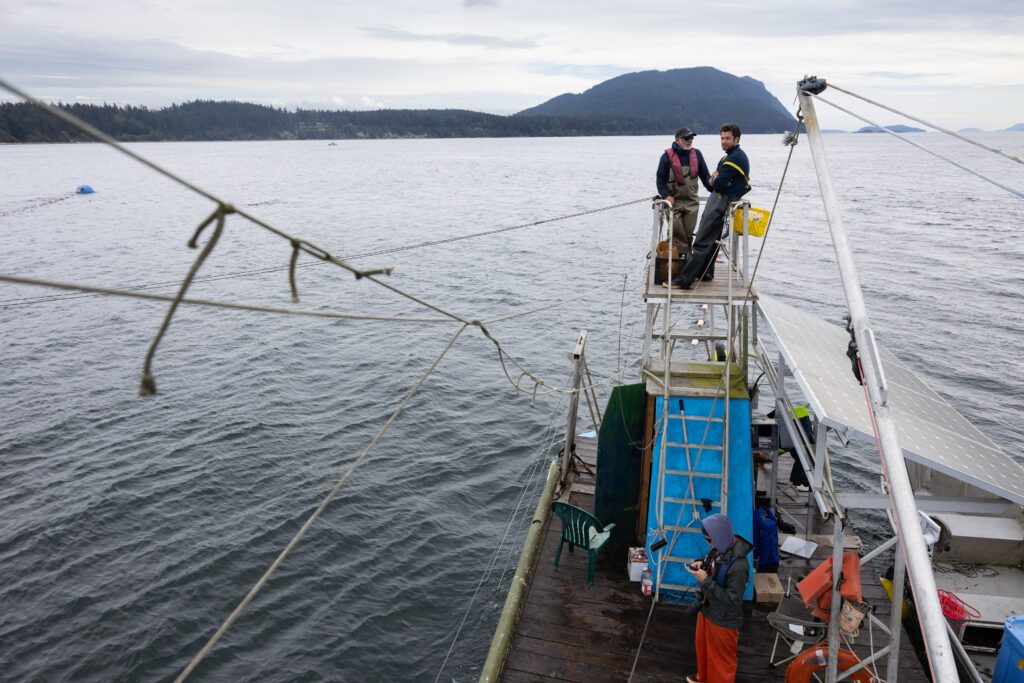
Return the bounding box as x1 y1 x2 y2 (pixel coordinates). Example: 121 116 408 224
433 378 570 682
746 117 803 293
0 197 647 309
0 274 457 324
815 94 1024 200
826 82 1024 166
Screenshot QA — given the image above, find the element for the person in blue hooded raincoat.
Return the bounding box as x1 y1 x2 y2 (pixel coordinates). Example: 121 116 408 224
685 513 752 683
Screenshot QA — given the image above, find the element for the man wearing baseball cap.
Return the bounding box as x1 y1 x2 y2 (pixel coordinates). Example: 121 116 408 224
656 127 713 256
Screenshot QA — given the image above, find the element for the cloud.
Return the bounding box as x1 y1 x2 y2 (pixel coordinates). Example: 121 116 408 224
0 29 553 112
861 71 949 79
687 0 1024 37
362 25 535 49
525 63 634 80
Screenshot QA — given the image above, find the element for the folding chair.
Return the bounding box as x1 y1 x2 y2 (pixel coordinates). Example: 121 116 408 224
767 590 827 667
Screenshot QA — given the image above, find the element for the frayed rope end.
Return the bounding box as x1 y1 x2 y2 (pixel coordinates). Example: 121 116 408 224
139 372 157 397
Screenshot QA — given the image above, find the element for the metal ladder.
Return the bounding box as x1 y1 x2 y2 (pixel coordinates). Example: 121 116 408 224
653 393 731 592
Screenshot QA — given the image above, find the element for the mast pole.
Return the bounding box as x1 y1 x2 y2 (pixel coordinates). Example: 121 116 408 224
560 330 587 486
797 81 957 683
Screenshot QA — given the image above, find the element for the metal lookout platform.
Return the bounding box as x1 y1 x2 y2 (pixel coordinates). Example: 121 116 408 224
482 76 1024 683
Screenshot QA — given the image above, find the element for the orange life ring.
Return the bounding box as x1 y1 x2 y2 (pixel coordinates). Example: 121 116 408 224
784 646 875 683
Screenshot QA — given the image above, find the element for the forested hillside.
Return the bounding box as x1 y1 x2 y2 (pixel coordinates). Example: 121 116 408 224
1 67 797 142
1 100 731 142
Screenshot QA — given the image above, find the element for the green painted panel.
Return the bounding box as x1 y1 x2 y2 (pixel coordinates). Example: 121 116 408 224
594 383 647 558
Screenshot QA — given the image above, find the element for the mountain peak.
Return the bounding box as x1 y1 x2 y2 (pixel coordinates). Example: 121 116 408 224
516 67 796 134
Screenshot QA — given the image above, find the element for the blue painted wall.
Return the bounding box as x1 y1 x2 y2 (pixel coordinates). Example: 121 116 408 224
645 395 754 600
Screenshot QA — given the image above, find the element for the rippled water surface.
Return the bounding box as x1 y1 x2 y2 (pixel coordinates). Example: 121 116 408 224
2 132 1023 681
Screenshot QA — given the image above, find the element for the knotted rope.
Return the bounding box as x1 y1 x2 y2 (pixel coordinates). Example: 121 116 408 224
140 203 234 396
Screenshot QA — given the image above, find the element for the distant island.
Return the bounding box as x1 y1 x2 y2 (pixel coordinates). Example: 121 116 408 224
958 127 984 133
0 67 796 143
857 125 926 133
518 67 796 134
1007 123 1024 132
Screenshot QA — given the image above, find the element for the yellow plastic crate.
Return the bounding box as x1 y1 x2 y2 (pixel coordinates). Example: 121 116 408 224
733 207 770 237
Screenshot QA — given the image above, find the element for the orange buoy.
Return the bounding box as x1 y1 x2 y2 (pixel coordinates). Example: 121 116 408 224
784 646 875 683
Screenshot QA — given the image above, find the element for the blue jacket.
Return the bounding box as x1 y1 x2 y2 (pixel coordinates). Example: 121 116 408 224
712 144 751 200
656 143 713 197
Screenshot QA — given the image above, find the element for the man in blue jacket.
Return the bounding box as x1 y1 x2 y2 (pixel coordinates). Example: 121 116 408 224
672 124 750 289
656 127 713 256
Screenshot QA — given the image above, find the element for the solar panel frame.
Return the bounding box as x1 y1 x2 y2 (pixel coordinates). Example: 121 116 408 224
757 295 1024 506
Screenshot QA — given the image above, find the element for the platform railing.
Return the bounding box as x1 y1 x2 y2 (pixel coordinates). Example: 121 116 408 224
641 199 755 373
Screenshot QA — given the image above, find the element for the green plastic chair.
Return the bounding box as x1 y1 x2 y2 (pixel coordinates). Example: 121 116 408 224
551 501 616 586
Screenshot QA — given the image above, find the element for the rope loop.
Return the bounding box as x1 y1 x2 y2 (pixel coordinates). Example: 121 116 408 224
188 203 235 248
141 208 228 396
188 208 220 249
514 371 528 396
529 379 541 408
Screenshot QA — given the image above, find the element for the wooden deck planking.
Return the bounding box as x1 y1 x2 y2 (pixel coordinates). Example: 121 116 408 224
500 456 929 682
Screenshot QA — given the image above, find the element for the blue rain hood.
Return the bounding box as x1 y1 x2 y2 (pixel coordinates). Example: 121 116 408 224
701 513 735 553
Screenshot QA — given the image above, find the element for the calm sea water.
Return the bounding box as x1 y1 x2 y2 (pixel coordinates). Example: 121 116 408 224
1 132 1023 681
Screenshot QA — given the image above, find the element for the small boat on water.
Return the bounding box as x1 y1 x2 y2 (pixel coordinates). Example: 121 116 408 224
480 78 1024 683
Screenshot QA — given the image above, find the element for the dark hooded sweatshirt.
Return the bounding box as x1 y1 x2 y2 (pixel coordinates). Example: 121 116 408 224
699 514 752 630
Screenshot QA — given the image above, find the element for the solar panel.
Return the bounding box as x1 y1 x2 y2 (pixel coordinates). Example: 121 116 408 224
758 295 1024 506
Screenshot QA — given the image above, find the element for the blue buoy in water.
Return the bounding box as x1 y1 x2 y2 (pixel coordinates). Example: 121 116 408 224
76 185 95 194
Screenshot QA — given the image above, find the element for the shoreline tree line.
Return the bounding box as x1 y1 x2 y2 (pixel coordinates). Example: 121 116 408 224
0 100 792 143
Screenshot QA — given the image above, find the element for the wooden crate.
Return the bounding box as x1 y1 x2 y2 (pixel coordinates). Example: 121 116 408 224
754 572 784 604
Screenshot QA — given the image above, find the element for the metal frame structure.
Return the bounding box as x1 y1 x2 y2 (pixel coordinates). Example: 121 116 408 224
641 199 757 600
758 82 959 682
754 294 1004 683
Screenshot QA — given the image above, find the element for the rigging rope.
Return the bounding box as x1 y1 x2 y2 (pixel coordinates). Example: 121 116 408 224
0 197 647 308
618 273 628 377
342 197 651 263
826 82 1024 166
175 323 469 683
1 269 642 401
629 373 729 680
745 116 803 293
627 600 658 682
815 94 1024 200
0 77 480 392
433 378 571 682
481 284 621 325
0 274 456 324
140 204 230 396
0 78 656 406
2 77 664 675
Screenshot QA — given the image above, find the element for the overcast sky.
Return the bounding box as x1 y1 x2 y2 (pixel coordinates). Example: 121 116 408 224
2 0 1023 130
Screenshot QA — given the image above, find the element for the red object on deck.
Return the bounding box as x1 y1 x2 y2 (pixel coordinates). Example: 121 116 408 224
796 551 863 620
938 589 980 623
784 646 875 683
